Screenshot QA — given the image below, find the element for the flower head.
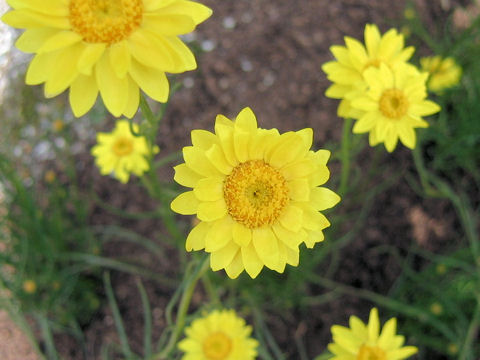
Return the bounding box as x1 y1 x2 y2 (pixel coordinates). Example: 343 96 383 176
328 308 418 360
2 0 212 117
322 24 414 118
350 63 440 152
420 56 462 93
91 119 157 183
178 309 258 360
171 107 340 279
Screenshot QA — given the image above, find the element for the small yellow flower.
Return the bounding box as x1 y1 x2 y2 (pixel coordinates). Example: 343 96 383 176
44 170 56 183
328 308 418 360
420 56 462 93
52 119 65 132
350 63 440 152
23 280 37 294
91 119 158 183
2 0 212 117
435 263 447 275
171 107 340 279
447 343 459 355
178 309 258 360
429 302 443 315
322 24 414 118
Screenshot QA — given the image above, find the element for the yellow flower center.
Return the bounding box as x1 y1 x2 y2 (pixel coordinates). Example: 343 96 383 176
357 345 387 360
69 0 143 44
112 137 134 157
379 88 409 119
203 332 232 360
223 160 289 229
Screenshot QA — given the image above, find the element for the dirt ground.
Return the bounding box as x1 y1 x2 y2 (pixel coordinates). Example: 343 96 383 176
1 0 473 359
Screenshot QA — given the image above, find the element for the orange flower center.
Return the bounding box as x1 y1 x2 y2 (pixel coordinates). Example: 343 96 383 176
223 160 289 229
357 345 387 360
379 88 409 119
203 332 232 360
69 0 143 44
112 137 134 156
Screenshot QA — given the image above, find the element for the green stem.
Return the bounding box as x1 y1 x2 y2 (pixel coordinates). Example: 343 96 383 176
338 117 353 196
458 296 480 360
154 257 210 359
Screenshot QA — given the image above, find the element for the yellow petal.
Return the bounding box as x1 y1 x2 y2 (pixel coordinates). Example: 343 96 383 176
161 36 197 72
69 74 98 117
122 77 140 118
174 163 202 188
37 30 82 54
252 227 279 270
272 222 303 250
183 146 221 177
210 241 239 271
171 191 199 215
44 44 83 97
241 243 264 279
287 178 310 202
143 13 195 35
157 0 213 24
77 43 106 76
205 217 234 252
278 205 303 232
185 221 209 251
127 30 174 71
232 222 252 247
2 9 70 29
310 187 341 211
233 129 250 163
197 199 227 222
26 52 54 84
367 308 380 342
109 41 131 79
205 144 233 175
235 107 258 133
224 250 244 279
191 129 217 150
193 177 224 202
15 28 57 53
129 60 169 102
96 54 129 116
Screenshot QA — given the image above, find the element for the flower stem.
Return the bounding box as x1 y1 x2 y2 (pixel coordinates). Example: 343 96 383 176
155 257 210 359
338 117 353 196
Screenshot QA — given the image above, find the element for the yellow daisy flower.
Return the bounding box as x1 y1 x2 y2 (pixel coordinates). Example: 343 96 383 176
178 309 259 360
322 24 414 118
328 308 418 360
420 56 462 93
350 63 440 152
171 107 340 279
91 119 158 183
2 0 212 117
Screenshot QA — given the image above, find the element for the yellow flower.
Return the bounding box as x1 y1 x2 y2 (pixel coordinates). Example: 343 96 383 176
350 63 440 152
178 309 259 360
420 56 462 93
2 0 212 117
23 279 37 294
171 107 340 279
328 308 418 360
322 24 414 118
91 119 157 183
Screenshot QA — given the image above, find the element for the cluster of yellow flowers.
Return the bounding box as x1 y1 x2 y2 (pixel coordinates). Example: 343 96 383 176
322 24 443 152
2 2 435 359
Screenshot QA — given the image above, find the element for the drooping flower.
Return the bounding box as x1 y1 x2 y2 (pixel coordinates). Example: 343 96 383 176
322 24 414 118
91 119 157 183
420 56 462 93
350 63 440 152
2 0 212 117
328 308 418 360
170 107 340 279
